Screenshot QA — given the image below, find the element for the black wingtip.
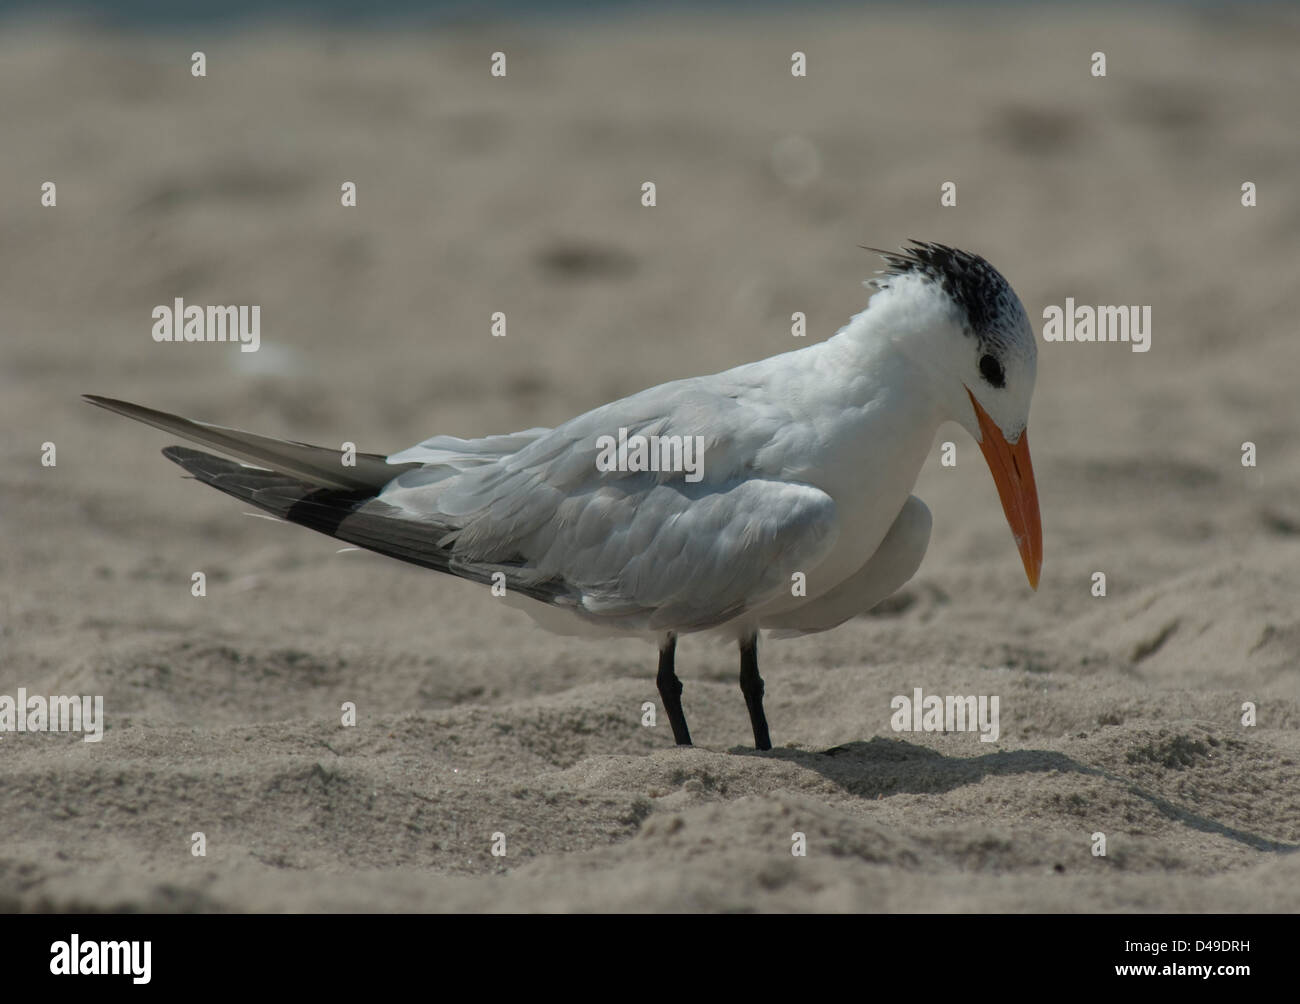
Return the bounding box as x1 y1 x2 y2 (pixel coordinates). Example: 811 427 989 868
160 445 213 479
161 444 260 476
160 444 198 465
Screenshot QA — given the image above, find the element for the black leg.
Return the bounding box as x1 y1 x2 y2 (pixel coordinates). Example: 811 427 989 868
738 633 771 750
656 632 692 746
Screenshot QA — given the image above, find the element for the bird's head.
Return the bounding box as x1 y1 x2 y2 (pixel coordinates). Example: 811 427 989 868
866 240 1042 590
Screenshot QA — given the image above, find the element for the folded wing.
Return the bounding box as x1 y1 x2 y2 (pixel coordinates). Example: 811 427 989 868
90 375 840 634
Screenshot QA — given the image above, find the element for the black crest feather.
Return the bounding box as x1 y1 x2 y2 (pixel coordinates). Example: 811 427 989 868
862 240 1020 345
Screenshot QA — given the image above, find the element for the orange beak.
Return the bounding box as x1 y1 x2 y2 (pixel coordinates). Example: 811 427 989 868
966 388 1042 590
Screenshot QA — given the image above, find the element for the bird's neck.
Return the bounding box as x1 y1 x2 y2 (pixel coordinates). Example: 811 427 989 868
787 304 948 500
821 303 949 425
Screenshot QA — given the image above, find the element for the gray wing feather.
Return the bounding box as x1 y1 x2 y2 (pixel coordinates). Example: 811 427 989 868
381 376 838 632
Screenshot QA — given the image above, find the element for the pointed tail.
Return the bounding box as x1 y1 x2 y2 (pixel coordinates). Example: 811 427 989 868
83 394 417 492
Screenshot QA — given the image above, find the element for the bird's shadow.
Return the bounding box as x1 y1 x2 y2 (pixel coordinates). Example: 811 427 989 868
735 737 1297 855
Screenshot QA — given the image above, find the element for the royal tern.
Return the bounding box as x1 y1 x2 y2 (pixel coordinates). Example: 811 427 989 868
86 240 1042 751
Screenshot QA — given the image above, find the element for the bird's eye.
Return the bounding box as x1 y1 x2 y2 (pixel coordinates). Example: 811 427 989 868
979 354 1005 388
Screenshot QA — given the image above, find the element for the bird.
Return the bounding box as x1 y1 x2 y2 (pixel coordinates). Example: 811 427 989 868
86 240 1041 752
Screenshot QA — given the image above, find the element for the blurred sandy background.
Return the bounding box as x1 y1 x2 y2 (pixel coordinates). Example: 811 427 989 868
1 4 1298 911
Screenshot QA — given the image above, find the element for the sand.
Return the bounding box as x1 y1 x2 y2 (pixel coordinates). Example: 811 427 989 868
1 7 1298 912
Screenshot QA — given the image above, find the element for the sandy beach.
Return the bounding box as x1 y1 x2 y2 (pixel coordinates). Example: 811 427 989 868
1 7 1297 911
